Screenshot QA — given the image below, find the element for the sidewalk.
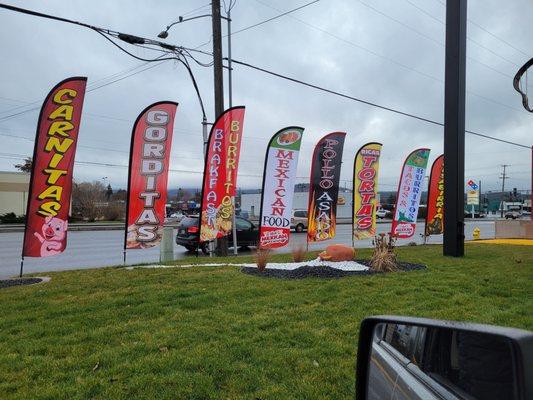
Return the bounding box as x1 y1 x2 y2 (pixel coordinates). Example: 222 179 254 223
0 222 181 233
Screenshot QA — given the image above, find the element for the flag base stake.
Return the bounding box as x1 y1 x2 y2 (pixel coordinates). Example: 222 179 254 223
19 256 24 278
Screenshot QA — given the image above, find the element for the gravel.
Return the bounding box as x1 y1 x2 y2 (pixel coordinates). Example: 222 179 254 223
241 260 426 279
0 277 44 289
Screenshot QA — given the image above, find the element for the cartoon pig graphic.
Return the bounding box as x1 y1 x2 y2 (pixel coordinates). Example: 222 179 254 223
34 216 68 257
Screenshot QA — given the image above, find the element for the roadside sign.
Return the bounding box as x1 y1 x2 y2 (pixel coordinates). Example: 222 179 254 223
467 179 478 190
467 190 479 205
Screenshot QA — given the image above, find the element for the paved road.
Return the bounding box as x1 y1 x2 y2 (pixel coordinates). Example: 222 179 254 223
0 221 495 278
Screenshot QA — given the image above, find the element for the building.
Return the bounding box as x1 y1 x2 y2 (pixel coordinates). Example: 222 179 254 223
0 171 30 215
241 188 368 219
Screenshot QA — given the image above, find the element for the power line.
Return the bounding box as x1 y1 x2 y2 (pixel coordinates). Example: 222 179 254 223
0 132 262 164
0 58 169 121
1 2 529 151
355 0 518 82
252 0 526 114
0 152 268 178
432 0 530 58
191 0 320 49
403 0 522 68
231 0 320 36
0 61 167 122
228 57 531 149
182 3 211 18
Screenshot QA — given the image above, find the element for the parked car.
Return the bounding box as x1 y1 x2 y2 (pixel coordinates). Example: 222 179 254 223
376 209 391 219
175 215 259 254
165 212 184 224
464 210 486 218
505 210 522 219
291 209 308 232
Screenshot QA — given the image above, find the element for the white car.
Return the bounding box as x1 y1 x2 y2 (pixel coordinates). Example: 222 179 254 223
376 209 390 219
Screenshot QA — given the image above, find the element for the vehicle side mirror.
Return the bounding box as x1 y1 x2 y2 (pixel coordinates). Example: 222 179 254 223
355 316 533 400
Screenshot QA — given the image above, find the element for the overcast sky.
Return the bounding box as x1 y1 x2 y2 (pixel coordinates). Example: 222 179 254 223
0 0 531 193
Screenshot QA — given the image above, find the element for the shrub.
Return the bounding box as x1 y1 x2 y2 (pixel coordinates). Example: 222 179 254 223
0 212 25 223
255 249 271 272
370 233 399 272
103 202 125 221
292 245 306 263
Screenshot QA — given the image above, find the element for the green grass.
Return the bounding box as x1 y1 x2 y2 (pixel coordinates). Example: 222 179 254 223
0 244 531 399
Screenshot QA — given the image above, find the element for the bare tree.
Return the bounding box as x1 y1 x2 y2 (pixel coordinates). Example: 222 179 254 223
14 157 32 173
72 181 106 221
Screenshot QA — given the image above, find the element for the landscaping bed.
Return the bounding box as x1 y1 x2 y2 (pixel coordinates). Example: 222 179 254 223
0 277 45 289
241 259 426 279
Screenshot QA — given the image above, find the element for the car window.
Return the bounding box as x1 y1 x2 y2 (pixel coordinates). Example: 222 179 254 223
294 211 307 218
180 217 198 227
236 218 252 230
420 330 516 400
382 323 422 362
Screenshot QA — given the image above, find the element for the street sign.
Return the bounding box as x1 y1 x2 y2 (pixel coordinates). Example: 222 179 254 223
467 190 479 205
467 179 478 190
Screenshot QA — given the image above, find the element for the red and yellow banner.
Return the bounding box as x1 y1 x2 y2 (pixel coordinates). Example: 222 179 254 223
425 155 444 236
199 106 245 243
125 101 178 249
353 142 382 240
307 132 346 242
22 77 87 257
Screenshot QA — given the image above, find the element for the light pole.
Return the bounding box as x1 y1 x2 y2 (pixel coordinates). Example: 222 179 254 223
158 14 232 159
158 4 236 256
158 11 233 161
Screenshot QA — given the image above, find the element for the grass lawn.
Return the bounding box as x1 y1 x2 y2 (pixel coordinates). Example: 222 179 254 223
0 244 531 399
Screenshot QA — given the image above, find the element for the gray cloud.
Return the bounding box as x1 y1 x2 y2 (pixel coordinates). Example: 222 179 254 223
0 0 531 192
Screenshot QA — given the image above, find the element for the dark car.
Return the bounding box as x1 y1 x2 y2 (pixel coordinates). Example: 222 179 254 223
175 215 259 254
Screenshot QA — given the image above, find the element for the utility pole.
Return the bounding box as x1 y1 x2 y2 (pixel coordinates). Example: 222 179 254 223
443 0 467 257
478 180 482 214
500 164 509 218
212 0 224 117
212 0 228 256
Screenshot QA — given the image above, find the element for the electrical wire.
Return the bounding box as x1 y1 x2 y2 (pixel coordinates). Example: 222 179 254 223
182 3 212 18
192 0 320 49
1 2 529 151
0 61 168 122
355 0 517 82
252 0 525 114
403 0 522 68
0 58 165 117
222 0 237 14
433 0 530 58
228 57 531 149
91 29 179 63
230 0 319 36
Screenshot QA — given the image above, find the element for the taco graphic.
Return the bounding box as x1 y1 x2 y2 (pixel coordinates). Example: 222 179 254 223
411 154 426 167
277 130 301 146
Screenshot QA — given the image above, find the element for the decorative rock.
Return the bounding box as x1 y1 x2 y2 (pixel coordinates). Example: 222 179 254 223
318 244 356 262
